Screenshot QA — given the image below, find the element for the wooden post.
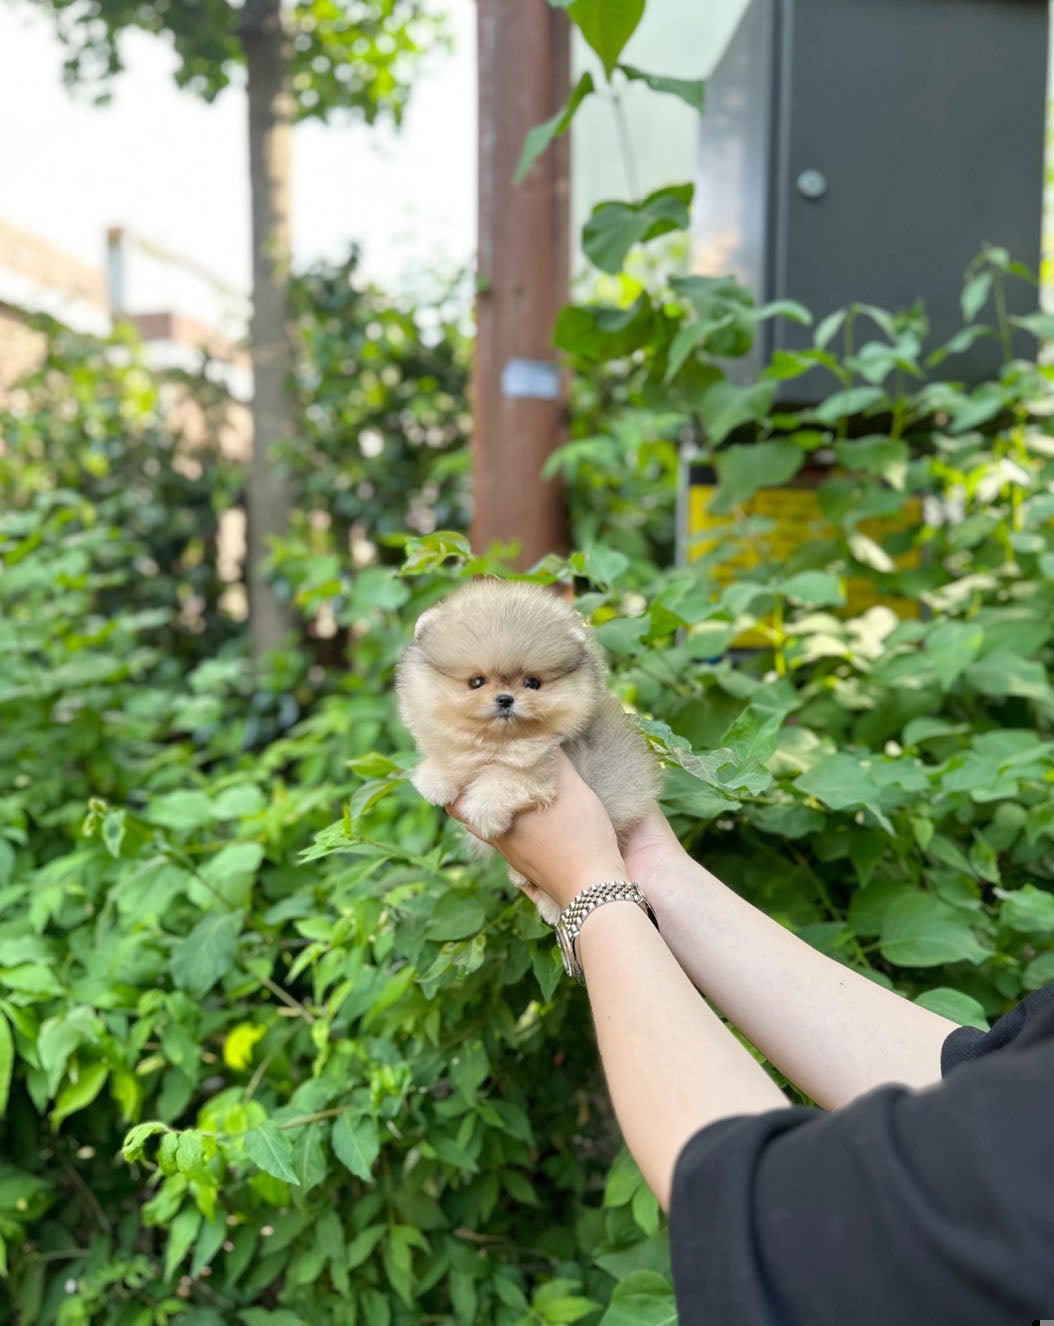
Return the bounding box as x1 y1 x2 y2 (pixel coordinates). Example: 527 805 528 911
474 0 571 567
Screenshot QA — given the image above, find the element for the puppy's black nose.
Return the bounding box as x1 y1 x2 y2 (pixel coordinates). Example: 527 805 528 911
496 693 514 710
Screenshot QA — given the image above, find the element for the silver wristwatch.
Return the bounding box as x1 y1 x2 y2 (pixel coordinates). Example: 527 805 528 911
554 880 658 982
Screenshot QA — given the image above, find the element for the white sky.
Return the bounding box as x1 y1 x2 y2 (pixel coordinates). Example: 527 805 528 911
0 0 478 312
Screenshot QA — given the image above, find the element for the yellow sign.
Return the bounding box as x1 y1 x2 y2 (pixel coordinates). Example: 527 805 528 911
685 464 922 647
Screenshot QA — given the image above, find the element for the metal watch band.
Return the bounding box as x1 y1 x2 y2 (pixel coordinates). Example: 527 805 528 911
554 880 658 982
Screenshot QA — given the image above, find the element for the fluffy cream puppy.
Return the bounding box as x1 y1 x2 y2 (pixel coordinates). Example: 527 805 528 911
396 579 662 923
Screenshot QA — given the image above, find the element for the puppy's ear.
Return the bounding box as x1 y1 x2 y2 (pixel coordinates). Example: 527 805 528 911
569 613 589 644
414 608 438 641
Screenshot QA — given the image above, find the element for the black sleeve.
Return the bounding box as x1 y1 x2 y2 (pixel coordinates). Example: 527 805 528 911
940 983 1054 1071
669 989 1054 1326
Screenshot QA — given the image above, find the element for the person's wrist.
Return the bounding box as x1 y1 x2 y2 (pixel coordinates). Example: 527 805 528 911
549 856 629 911
623 838 687 896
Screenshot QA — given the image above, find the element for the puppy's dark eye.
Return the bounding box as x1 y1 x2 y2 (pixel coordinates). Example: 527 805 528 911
523 676 542 690
468 676 486 690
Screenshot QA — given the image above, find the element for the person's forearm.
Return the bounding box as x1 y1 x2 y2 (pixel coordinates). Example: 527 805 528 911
576 900 788 1209
639 849 960 1109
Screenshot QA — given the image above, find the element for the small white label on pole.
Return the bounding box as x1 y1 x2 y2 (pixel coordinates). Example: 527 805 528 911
501 358 560 400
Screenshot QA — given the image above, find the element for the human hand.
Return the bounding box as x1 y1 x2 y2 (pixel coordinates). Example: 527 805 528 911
448 751 628 911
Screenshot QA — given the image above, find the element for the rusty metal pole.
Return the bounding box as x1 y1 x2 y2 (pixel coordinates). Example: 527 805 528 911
474 0 571 567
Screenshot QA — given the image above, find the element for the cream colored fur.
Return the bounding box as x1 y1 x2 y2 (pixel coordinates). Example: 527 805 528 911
395 580 662 924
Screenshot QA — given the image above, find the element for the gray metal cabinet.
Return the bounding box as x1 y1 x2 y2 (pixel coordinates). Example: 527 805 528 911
695 0 1049 394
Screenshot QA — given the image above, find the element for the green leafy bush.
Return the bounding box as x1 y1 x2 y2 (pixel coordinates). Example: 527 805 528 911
276 251 473 622
0 319 243 666
3 255 1054 1322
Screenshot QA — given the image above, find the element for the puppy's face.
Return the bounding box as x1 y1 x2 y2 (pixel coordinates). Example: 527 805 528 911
401 583 602 746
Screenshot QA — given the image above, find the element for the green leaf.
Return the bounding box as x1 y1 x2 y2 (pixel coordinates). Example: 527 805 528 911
52 1061 108 1128
363 965 416 1023
780 571 844 607
332 1112 380 1182
961 269 993 323
102 809 126 857
914 988 989 1031
793 754 891 832
170 911 242 997
719 706 783 766
569 0 645 76
617 63 705 112
345 1224 386 1270
879 893 989 968
965 651 1053 704
0 840 14 887
598 1270 678 1326
515 72 595 184
212 784 266 819
292 1122 328 1193
533 1279 601 1323
756 298 812 326
927 324 990 366
0 1014 14 1117
750 801 825 839
164 1207 202 1282
604 1148 644 1206
924 621 985 690
848 831 887 887
665 314 730 381
814 308 847 349
450 1268 479 1324
149 789 215 832
833 437 908 478
594 615 650 656
711 438 802 512
532 945 563 1001
38 1006 101 1096
582 184 694 274
244 1122 300 1185
948 383 1008 434
631 1182 661 1236
172 1130 214 1184
552 294 654 360
811 385 885 426
1023 951 1054 991
996 885 1054 935
582 543 629 588
200 842 264 907
425 893 486 942
698 380 775 446
1010 311 1054 339
122 1120 171 1163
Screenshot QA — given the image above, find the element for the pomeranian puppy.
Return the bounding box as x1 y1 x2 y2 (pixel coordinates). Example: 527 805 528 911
396 579 662 923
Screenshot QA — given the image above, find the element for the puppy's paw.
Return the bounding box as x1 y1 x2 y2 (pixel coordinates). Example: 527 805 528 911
411 764 461 807
534 889 563 926
455 786 514 841
462 804 514 842
508 868 563 927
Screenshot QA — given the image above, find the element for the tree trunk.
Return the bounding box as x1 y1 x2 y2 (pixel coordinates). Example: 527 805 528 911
242 0 296 656
474 0 571 568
